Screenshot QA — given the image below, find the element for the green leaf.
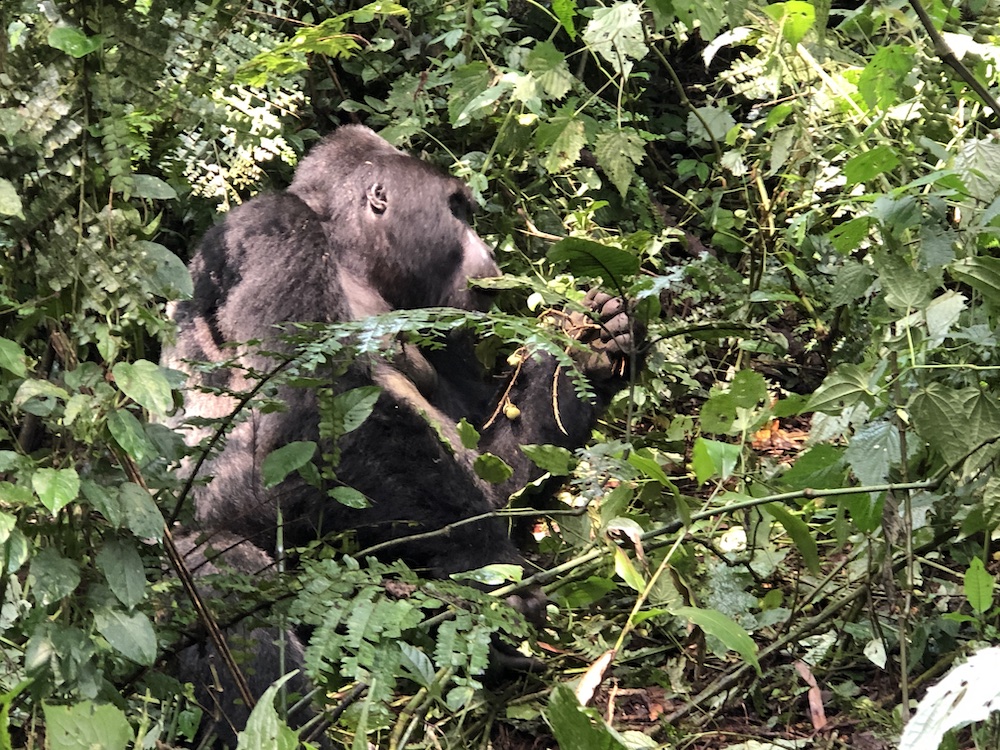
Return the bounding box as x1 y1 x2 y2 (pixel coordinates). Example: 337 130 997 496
730 369 768 409
261 441 317 489
43 701 132 750
525 41 574 100
97 539 147 609
858 44 915 110
521 444 575 475
451 563 523 586
0 337 27 377
330 485 370 508
691 438 741 485
139 240 194 300
236 673 300 750
546 684 625 750
118 483 164 540
582 2 648 75
964 557 994 615
763 0 815 45
594 128 645 196
130 174 176 200
844 418 899 486
614 547 645 592
552 0 577 39
112 360 174 416
32 467 80 515
950 256 1000 311
0 179 24 219
700 392 738 435
675 606 761 675
844 145 901 186
28 548 81 607
47 27 102 58
457 418 481 449
107 409 156 464
547 237 640 286
474 453 514 484
910 384 978 465
333 386 382 433
94 609 157 665
687 105 736 144
448 63 492 126
806 363 876 414
765 503 819 574
627 451 670 485
536 108 587 173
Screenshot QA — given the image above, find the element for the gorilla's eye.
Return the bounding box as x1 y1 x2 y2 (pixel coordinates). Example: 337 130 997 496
449 192 472 224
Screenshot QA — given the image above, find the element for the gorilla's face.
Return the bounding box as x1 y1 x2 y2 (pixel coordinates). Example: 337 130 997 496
288 127 500 314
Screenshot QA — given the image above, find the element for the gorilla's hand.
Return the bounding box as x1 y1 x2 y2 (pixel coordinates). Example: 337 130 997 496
562 289 645 381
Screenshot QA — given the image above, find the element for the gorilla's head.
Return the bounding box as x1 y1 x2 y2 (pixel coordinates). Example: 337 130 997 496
289 126 500 313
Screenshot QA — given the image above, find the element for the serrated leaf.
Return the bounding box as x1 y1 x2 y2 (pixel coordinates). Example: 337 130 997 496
474 453 513 484
521 444 574 475
112 360 174 416
0 337 27 377
582 2 647 75
525 41 574 100
844 418 899 486
96 539 147 609
43 701 132 750
261 441 317 489
675 606 761 675
858 44 915 110
547 237 640 286
32 468 79 515
94 609 157 665
964 557 994 614
594 128 645 196
47 27 102 58
552 0 577 39
0 178 24 219
910 384 978 465
536 113 586 173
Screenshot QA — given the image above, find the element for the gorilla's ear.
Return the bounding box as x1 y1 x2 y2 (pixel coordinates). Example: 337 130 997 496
366 183 387 214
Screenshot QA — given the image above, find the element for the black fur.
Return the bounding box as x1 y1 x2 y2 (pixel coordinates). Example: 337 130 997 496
163 125 640 743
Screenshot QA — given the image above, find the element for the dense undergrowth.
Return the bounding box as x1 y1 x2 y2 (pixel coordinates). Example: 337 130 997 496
4 0 1000 748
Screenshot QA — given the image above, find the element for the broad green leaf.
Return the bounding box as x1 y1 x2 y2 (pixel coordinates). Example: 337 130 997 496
582 2 647 75
0 337 27 377
924 290 966 347
448 63 492 126
781 444 847 490
12 378 68 416
28 548 80 606
118 483 164 540
139 240 194 300
457 418 481 449
950 256 1000 311
964 557 994 614
910 384 978 465
844 418 899 486
700 392 738 435
763 1 815 45
765 503 819 574
525 41 574 100
0 179 23 219
545 684 625 750
112 360 174 416
844 145 901 186
627 451 670 485
730 369 768 409
94 609 157 665
691 438 741 485
552 0 577 39
474 453 514 484
614 547 645 591
130 174 176 200
47 27 102 58
96 539 147 609
32 467 79 515
858 44 915 110
806 363 876 414
547 237 640 286
399 643 436 688
452 563 523 586
107 409 155 464
333 386 381 433
521 444 575 475
236 673 300 750
594 128 645 196
687 105 736 144
675 606 761 675
261 441 317 489
842 491 884 534
829 217 873 255
81 480 125 528
329 485 370 508
43 701 132 750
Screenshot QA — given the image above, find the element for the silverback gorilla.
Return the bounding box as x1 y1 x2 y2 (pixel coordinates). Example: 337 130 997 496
163 125 640 745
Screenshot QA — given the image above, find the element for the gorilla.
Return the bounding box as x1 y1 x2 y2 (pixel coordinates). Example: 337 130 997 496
162 124 640 744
